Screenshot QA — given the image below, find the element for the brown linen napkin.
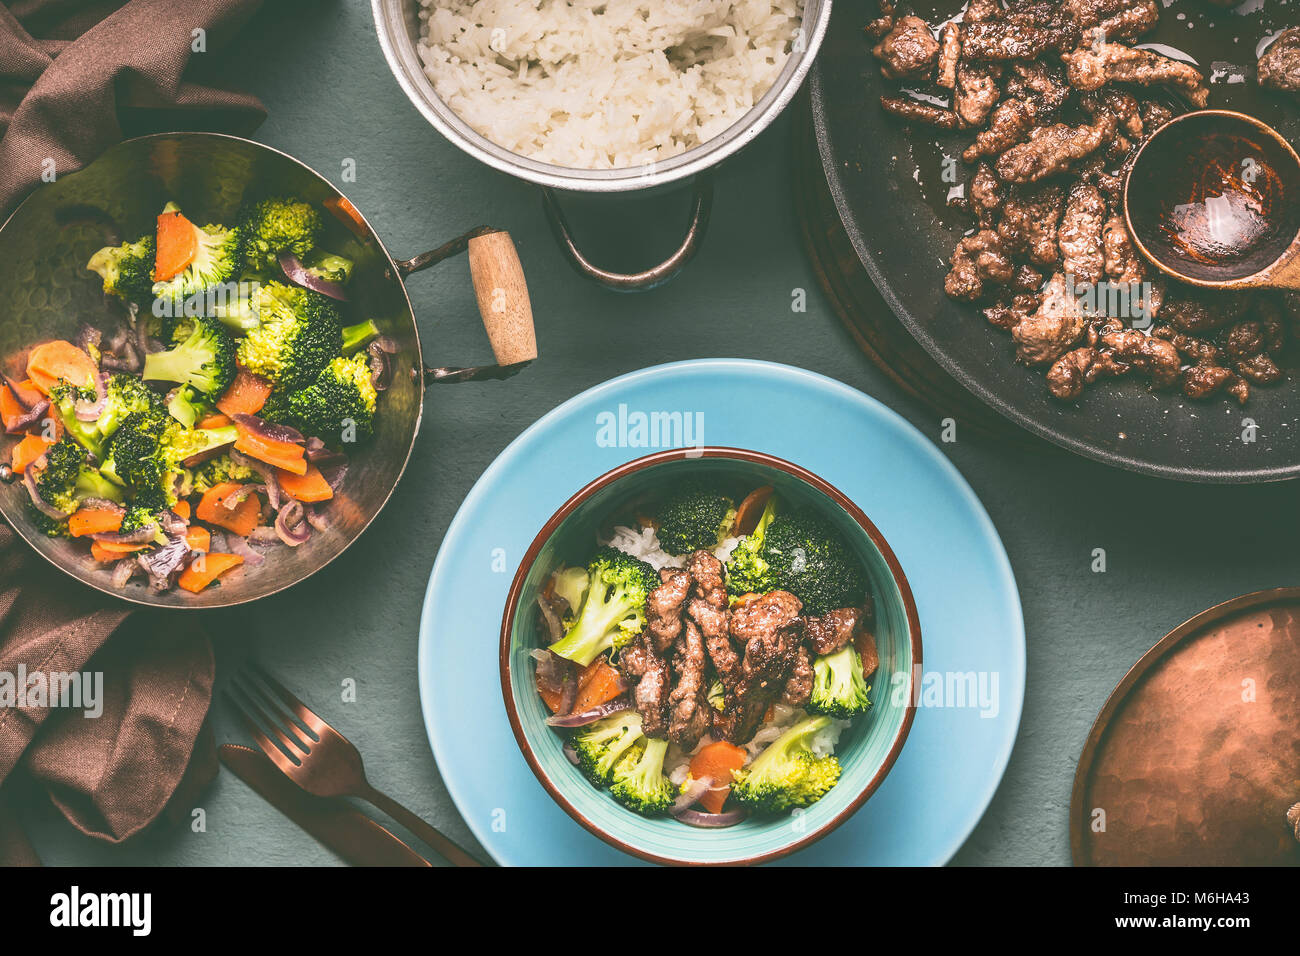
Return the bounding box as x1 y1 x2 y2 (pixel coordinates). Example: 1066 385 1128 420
0 523 216 859
0 0 266 217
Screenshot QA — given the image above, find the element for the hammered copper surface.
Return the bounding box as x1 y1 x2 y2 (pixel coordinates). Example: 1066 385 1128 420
1073 590 1300 866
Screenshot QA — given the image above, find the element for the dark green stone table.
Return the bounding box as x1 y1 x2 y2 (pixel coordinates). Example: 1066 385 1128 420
16 0 1300 866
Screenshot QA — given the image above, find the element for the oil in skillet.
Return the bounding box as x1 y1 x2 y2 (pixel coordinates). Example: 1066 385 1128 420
1155 130 1287 266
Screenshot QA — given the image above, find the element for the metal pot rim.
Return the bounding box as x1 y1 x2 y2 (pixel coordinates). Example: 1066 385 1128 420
371 0 832 193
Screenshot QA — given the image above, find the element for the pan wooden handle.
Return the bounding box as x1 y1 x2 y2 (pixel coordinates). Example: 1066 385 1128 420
467 230 537 366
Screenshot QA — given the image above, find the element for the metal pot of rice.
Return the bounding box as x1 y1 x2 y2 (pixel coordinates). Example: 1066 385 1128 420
372 0 831 290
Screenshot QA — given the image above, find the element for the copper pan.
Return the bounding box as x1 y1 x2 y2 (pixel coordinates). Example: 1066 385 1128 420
0 132 537 608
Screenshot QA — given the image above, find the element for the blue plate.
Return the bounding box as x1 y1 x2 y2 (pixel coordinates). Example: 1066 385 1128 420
419 360 1025 865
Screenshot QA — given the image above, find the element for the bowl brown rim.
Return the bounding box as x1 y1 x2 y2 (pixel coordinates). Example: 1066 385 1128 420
498 446 923 866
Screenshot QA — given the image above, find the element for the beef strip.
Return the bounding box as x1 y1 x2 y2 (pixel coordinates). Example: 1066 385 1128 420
1258 27 1300 94
937 23 961 89
945 228 1016 300
1099 329 1181 388
872 14 941 79
1061 42 1209 107
1058 183 1107 286
995 113 1116 184
620 636 670 739
645 567 689 654
997 184 1064 266
1013 271 1087 365
667 619 711 749
803 606 866 655
722 591 804 744
685 549 727 609
955 62 1004 128
780 646 814 708
963 97 1034 162
880 95 960 129
1046 345 1099 399
961 17 1081 61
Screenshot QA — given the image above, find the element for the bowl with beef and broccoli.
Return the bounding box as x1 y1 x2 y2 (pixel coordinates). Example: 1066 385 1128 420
0 132 532 606
500 447 922 865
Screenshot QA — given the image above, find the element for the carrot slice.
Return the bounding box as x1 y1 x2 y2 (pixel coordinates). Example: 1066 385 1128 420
68 507 124 538
185 526 211 553
196 481 261 537
0 385 26 432
177 552 244 593
689 741 749 814
856 628 880 679
10 432 53 473
572 659 627 714
324 195 368 238
234 433 306 475
154 208 197 281
215 369 273 417
26 341 97 394
276 464 333 502
90 539 149 562
171 500 192 520
196 413 232 430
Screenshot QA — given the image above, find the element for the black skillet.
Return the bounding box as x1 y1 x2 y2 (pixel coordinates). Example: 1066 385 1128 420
811 0 1300 482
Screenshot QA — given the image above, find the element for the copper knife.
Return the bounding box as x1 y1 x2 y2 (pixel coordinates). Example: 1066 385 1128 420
219 744 432 867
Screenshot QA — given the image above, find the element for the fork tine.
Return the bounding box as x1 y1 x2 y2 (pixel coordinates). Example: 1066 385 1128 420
249 662 329 736
224 689 303 773
233 678 315 753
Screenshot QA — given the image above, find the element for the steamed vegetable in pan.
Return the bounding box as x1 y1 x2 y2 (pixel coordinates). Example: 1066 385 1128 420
533 481 880 827
2 196 397 594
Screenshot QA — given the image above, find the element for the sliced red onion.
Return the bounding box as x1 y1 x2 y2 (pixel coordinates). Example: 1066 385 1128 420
78 497 123 513
138 534 189 591
208 528 229 553
216 483 264 509
545 700 631 728
274 500 311 547
23 460 66 520
110 559 138 588
229 448 282 511
563 742 580 766
74 371 109 422
367 342 392 391
320 462 348 491
529 648 576 696
181 441 235 468
225 534 266 566
93 523 158 545
536 594 563 643
304 505 329 533
278 250 348 301
672 775 716 814
76 324 103 356
672 808 747 828
4 395 49 434
372 335 397 354
247 526 281 547
231 413 304 446
304 437 347 466
159 509 188 537
557 671 578 716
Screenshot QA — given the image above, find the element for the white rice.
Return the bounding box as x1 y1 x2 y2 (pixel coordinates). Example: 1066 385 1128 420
416 0 805 169
586 524 850 780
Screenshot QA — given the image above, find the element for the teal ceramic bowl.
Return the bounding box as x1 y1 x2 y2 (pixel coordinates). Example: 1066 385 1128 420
499 447 922 866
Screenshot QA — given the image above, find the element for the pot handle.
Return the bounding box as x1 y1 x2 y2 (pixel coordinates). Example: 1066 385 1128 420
542 174 713 292
395 226 538 384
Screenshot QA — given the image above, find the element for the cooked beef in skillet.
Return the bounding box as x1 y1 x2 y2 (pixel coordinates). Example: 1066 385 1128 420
873 15 942 79
867 0 1293 405
1258 28 1300 94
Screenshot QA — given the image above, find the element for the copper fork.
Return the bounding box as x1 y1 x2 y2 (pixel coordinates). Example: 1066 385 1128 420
226 664 483 867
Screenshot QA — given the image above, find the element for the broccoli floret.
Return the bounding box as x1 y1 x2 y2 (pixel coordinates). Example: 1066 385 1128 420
304 251 354 285
207 278 263 332
87 235 157 301
142 315 237 398
572 711 644 787
707 679 726 713
99 409 173 508
236 281 342 392
238 197 322 271
285 354 376 447
807 645 872 719
341 319 381 354
725 495 779 597
118 505 160 538
552 565 590 624
547 546 659 667
730 716 842 814
166 385 206 428
151 203 242 306
30 437 124 516
609 737 677 815
47 373 163 461
762 511 868 617
655 482 734 556
190 454 256 494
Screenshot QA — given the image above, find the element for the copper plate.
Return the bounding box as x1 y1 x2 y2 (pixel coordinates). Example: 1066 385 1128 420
1071 587 1300 866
